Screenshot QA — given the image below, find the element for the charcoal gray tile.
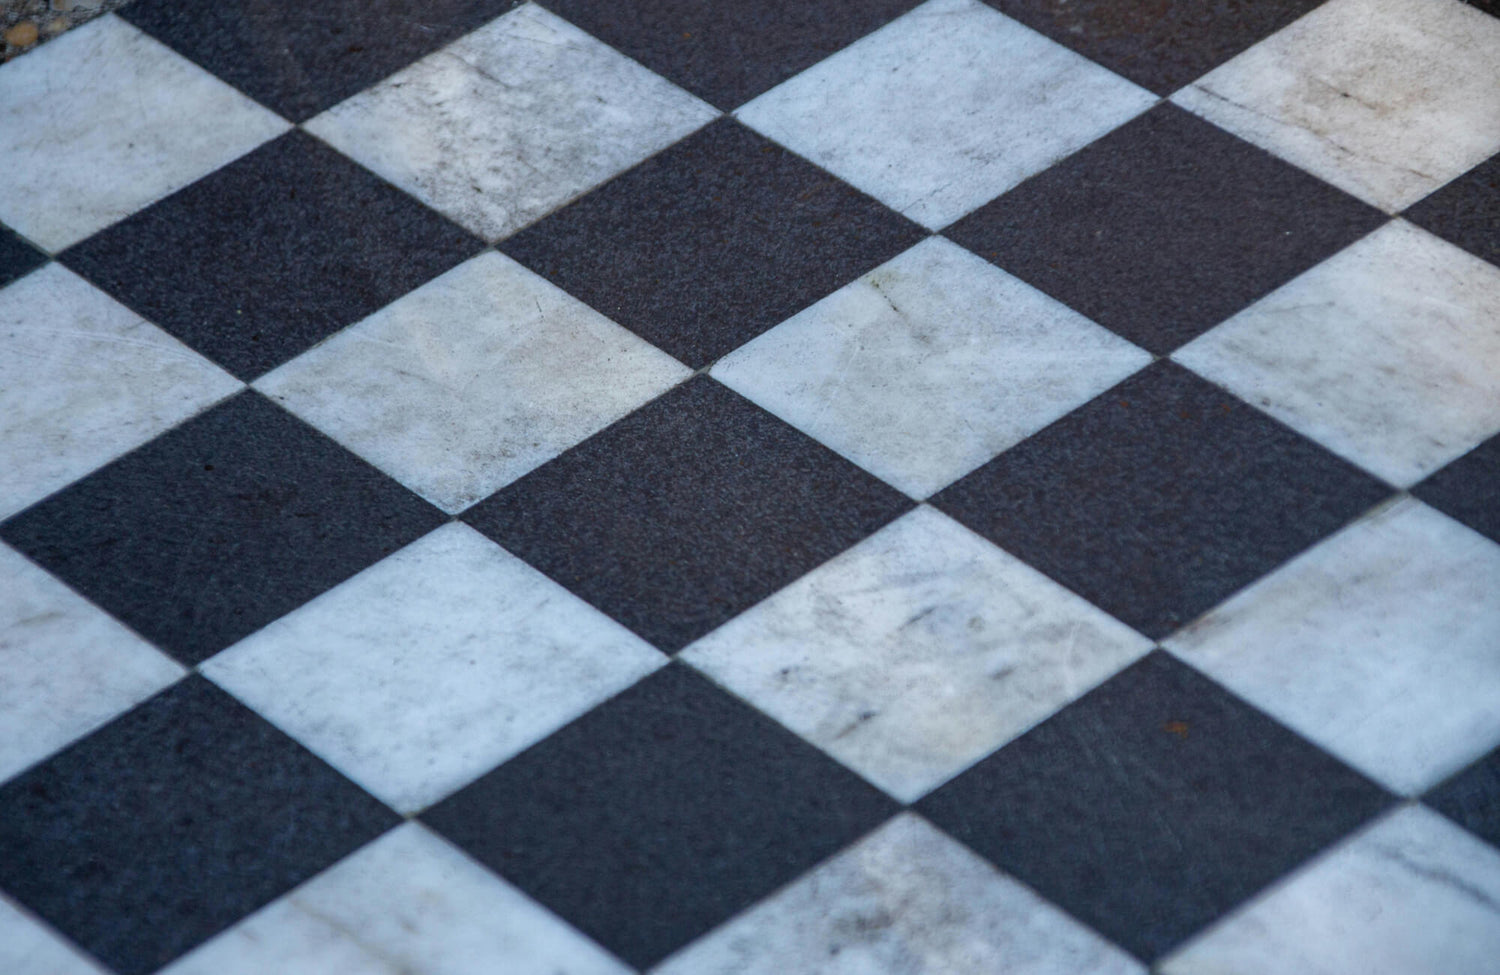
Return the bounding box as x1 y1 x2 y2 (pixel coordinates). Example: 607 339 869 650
1412 434 1500 545
1426 747 1500 850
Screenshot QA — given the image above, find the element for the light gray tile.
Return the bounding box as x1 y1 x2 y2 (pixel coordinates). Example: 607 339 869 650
0 895 108 975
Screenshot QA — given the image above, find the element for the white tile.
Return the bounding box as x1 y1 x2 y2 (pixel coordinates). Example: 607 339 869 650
0 264 243 519
0 894 109 975
305 3 717 241
735 0 1154 229
1171 0 1500 212
203 523 667 813
712 237 1149 499
655 813 1145 975
1160 805 1500 975
0 543 185 785
1166 498 1500 795
163 823 628 975
255 251 690 513
1173 220 1500 487
0 15 289 251
683 507 1152 802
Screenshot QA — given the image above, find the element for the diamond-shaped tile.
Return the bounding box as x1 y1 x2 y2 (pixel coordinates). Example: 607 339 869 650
1425 746 1500 850
255 252 690 513
0 895 107 975
1405 151 1500 269
711 237 1149 498
1413 433 1500 546
0 225 45 290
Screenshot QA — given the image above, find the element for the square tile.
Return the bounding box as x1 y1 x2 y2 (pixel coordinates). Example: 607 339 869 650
161 823 628 975
0 264 242 520
0 392 445 665
1172 0 1500 211
1174 220 1500 486
423 665 897 969
711 237 1149 498
463 376 912 652
1159 806 1500 975
0 676 398 975
0 225 45 290
945 104 1383 353
500 118 924 367
0 895 107 975
306 4 716 242
60 130 481 380
0 15 289 251
1413 433 1500 545
683 507 1153 802
1425 746 1500 850
122 0 523 122
255 252 691 514
917 652 1393 962
537 0 921 109
932 362 1391 639
203 523 667 813
655 813 1146 975
737 0 1154 230
1165 498 1500 796
1404 151 1500 270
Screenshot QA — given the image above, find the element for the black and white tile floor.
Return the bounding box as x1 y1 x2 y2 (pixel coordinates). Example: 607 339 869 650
2 1 1499 972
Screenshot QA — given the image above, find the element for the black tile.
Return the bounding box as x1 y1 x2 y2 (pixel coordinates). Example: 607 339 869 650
932 362 1391 638
1462 0 1500 18
122 0 523 122
0 677 397 975
423 664 897 969
1412 434 1500 545
0 391 444 664
540 0 920 110
983 0 1324 95
60 131 481 380
0 225 46 288
1425 747 1500 850
918 652 1393 961
500 118 924 367
1404 152 1500 270
944 104 1385 354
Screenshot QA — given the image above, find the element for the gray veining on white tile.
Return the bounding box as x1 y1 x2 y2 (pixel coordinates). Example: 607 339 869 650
305 3 717 241
683 507 1153 802
1171 0 1500 211
735 0 1155 230
711 238 1150 499
0 894 108 975
1173 220 1500 487
202 523 667 813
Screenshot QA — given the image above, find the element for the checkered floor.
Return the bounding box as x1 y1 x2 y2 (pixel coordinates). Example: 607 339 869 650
3 0 1500 972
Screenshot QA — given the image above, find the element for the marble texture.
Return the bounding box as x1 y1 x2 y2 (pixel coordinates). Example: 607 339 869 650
162 823 628 975
1173 220 1500 487
1171 0 1500 211
711 238 1150 499
0 264 243 519
1166 497 1500 795
255 252 690 514
0 15 288 251
653 813 1146 975
1159 805 1500 975
202 523 667 813
305 3 717 242
0 894 107 975
735 0 1155 229
682 506 1153 802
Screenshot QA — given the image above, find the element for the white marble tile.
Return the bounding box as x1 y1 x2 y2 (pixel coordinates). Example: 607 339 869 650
305 3 717 241
0 15 289 251
0 894 109 975
0 543 186 785
683 507 1152 802
1171 0 1500 212
0 264 244 519
1166 498 1500 795
735 0 1154 229
254 251 690 513
162 822 628 975
1173 220 1500 487
711 237 1149 499
654 813 1145 975
1160 805 1500 975
202 523 667 813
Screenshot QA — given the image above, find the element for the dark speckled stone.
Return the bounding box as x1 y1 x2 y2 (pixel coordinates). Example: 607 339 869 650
0 676 398 975
500 118 925 368
60 130 481 380
423 664 897 969
1425 746 1500 850
0 224 45 288
944 103 1385 354
918 651 1394 962
1412 434 1500 545
931 362 1392 638
0 391 445 664
463 376 913 652
1404 152 1500 271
